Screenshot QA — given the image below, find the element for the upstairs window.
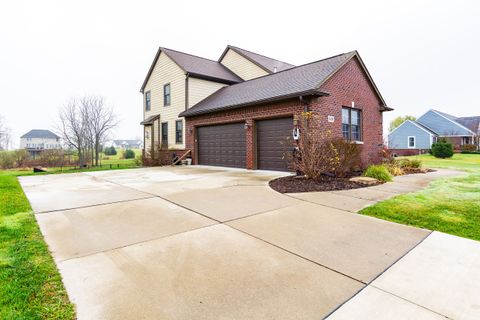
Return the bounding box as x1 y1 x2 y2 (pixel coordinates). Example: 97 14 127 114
145 91 151 111
342 107 362 141
164 83 171 106
161 122 168 145
408 136 416 148
175 120 183 144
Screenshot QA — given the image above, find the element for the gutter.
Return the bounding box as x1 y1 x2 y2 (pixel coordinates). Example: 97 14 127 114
179 89 329 118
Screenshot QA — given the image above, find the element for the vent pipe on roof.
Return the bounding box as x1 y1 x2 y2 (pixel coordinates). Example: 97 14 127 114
273 66 277 73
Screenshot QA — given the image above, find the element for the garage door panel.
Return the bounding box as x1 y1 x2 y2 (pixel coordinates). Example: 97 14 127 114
198 123 246 168
257 117 294 171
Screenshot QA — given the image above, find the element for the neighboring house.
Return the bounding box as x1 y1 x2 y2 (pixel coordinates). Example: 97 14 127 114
388 109 479 155
109 139 143 149
20 129 61 158
141 45 391 171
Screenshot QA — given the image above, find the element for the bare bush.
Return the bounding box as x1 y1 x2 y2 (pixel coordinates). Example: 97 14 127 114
292 112 340 180
331 138 363 177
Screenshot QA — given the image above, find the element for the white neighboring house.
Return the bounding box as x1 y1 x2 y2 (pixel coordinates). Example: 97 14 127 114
20 129 61 158
106 139 143 150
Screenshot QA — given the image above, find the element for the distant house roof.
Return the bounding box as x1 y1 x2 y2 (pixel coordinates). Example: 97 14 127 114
456 116 480 134
219 45 295 73
113 139 143 145
181 51 390 117
21 129 60 139
140 47 242 92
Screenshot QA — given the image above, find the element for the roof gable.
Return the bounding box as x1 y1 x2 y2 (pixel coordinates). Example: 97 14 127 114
21 129 60 139
417 109 476 136
181 50 390 117
140 47 242 93
219 45 295 73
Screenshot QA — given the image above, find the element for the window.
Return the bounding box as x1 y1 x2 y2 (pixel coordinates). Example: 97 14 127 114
342 107 362 141
145 91 151 111
163 83 171 106
175 120 183 144
408 136 415 148
161 122 168 145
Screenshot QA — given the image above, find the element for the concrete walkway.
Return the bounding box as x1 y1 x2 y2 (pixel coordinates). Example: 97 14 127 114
18 166 478 319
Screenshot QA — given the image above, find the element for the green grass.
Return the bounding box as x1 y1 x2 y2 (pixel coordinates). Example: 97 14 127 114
400 153 480 172
360 153 480 240
0 170 75 319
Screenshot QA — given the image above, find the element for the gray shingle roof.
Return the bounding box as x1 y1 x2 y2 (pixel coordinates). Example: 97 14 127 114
21 129 60 139
180 51 357 117
221 45 295 73
456 116 480 134
140 47 242 92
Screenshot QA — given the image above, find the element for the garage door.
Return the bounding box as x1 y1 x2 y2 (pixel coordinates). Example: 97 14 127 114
257 117 294 171
197 122 246 168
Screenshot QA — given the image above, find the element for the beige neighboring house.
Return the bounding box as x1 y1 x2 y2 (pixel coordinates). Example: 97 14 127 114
140 45 294 155
20 129 61 158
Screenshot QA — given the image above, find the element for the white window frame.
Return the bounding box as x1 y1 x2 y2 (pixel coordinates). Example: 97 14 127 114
408 136 416 148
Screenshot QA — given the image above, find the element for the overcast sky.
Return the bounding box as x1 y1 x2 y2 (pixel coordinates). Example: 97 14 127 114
1 0 479 148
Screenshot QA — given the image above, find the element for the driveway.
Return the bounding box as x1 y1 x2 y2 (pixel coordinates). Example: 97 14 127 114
19 166 479 319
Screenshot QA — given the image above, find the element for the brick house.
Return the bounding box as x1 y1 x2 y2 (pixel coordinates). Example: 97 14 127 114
141 46 391 171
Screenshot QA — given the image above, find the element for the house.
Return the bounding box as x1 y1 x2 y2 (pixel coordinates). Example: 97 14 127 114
109 139 143 150
20 129 61 158
140 45 391 171
388 109 479 156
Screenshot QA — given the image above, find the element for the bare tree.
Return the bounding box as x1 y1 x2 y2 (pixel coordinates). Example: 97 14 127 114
57 96 118 167
80 96 118 166
0 115 12 150
57 98 89 166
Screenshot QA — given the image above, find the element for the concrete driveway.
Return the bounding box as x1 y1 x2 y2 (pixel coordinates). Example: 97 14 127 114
19 166 479 319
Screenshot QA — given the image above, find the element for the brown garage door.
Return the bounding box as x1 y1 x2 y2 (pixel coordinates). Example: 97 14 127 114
257 117 294 171
197 122 246 168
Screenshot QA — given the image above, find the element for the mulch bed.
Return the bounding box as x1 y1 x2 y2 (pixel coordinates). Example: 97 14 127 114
269 174 380 193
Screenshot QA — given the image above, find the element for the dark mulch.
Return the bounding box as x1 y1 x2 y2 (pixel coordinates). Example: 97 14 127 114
269 174 380 194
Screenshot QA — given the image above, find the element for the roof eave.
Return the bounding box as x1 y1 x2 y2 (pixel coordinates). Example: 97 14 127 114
187 72 241 85
180 90 327 118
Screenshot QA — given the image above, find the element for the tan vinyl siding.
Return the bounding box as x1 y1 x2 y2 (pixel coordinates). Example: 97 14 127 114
143 52 186 149
220 49 269 80
188 77 227 107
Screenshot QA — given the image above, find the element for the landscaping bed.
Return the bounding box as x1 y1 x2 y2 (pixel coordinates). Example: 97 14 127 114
269 174 380 193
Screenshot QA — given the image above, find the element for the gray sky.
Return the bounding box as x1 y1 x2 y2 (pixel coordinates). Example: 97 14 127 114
1 0 479 148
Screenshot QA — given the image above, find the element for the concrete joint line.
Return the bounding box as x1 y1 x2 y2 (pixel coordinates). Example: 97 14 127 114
322 231 434 319
226 224 366 285
371 286 453 319
56 223 221 263
34 196 156 214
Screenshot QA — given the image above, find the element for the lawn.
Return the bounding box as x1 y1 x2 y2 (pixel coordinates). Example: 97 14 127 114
360 154 480 241
0 170 75 319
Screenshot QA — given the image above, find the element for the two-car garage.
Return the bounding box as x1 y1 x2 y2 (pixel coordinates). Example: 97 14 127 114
196 117 294 171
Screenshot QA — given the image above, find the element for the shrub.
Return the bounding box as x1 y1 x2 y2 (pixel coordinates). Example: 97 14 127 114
291 112 341 180
0 151 16 169
104 146 117 155
124 149 135 159
461 151 480 154
331 138 363 177
461 144 477 152
363 165 393 182
387 164 404 176
431 139 453 158
396 158 422 169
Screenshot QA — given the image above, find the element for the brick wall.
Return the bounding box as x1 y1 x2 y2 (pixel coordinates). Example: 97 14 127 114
185 56 386 169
